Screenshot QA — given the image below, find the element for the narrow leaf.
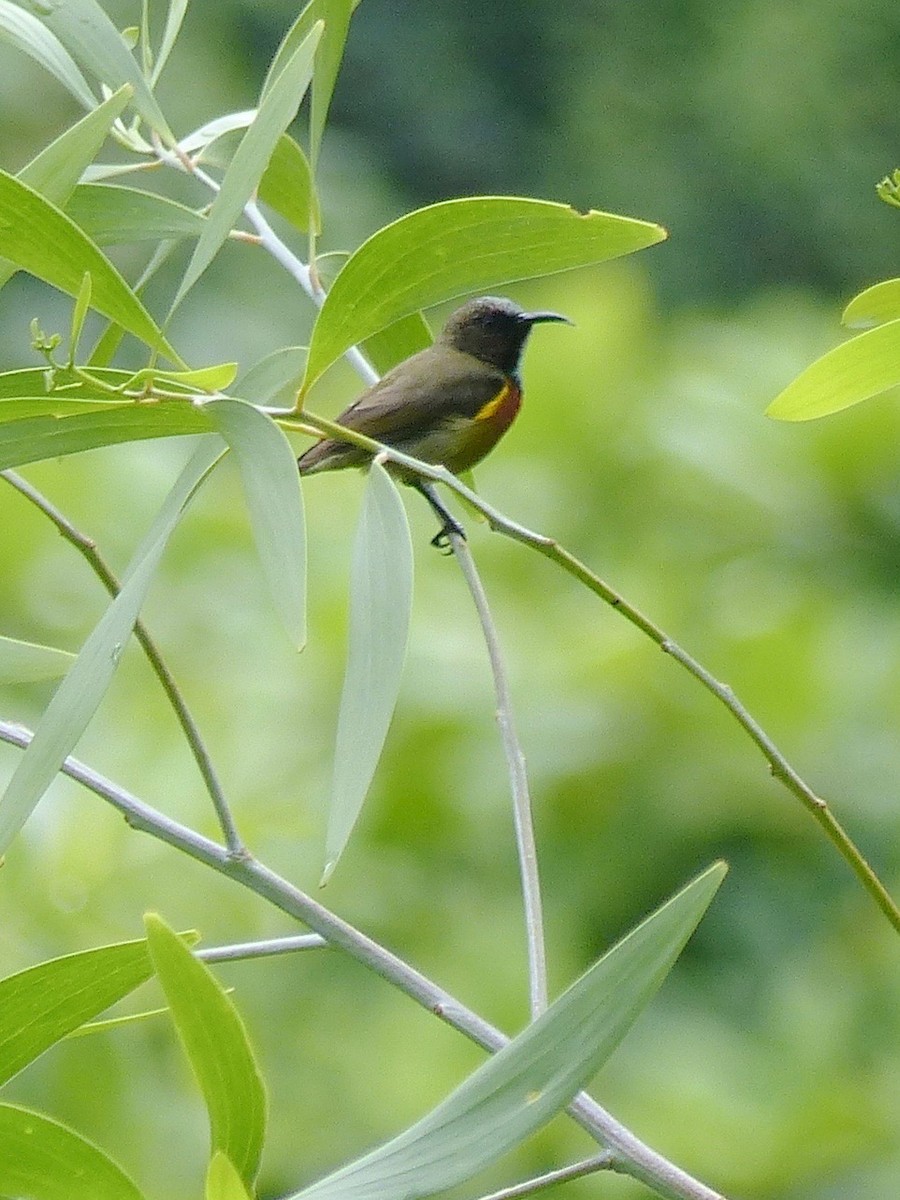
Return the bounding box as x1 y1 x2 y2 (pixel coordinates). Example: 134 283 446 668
0 937 158 1087
17 0 172 138
309 0 353 165
178 109 257 155
146 914 267 1188
0 404 212 469
205 399 307 647
65 183 206 245
0 170 183 363
0 1105 146 1200
69 271 92 359
258 133 320 234
236 345 307 407
842 278 900 329
207 1152 253 1200
302 197 667 389
171 22 322 311
0 440 221 853
0 634 74 682
0 0 95 108
289 864 726 1200
150 0 189 86
767 320 900 421
18 85 132 200
0 86 133 292
324 463 413 881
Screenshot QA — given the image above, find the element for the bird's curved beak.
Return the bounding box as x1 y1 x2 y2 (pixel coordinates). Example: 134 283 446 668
521 310 573 326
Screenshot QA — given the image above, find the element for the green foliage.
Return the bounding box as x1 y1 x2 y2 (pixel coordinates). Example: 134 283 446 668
0 4 895 1200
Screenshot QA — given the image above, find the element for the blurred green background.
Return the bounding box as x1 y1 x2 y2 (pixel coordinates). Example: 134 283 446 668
0 2 899 1198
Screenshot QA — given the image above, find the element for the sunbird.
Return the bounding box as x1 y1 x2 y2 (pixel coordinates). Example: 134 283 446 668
298 295 571 545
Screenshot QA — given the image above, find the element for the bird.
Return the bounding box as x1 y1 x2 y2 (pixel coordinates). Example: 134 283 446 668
297 295 571 546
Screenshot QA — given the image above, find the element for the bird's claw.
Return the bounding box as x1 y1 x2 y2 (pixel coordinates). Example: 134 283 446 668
430 518 466 552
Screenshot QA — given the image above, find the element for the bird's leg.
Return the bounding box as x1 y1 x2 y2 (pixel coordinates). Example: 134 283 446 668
414 481 466 551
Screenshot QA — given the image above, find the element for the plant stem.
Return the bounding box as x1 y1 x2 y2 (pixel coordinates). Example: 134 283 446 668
0 718 726 1200
0 470 245 856
448 528 548 1018
284 413 900 936
197 933 327 963
473 1152 614 1200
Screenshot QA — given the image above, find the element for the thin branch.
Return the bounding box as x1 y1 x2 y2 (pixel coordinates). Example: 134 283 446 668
0 470 245 857
197 933 327 963
0 719 726 1200
472 1152 614 1200
447 526 548 1018
285 412 900 936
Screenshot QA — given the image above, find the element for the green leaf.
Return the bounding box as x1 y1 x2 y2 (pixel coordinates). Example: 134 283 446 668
171 22 322 311
0 1105 146 1200
69 271 92 360
205 399 307 648
117 362 238 393
261 0 355 166
842 278 900 329
178 109 257 155
0 634 74 682
236 345 307 407
17 0 173 139
0 937 159 1087
18 84 132 199
65 183 206 245
146 914 267 1188
302 196 667 390
0 170 183 364
288 864 726 1200
207 1152 253 1200
0 86 133 292
0 0 95 109
150 0 189 87
767 320 900 421
0 440 221 853
324 463 413 882
362 311 433 376
258 133 320 234
0 404 213 469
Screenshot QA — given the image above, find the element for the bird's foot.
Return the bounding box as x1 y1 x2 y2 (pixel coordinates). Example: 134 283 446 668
430 515 466 552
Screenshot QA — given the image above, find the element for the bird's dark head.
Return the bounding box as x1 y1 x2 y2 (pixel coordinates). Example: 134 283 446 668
439 296 571 375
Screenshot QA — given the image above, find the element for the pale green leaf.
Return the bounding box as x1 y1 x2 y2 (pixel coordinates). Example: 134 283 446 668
178 109 257 155
18 85 132 198
324 463 413 882
0 170 183 363
0 440 221 853
16 0 172 138
171 23 322 311
146 914 267 1188
236 345 307 407
0 86 133 292
289 864 726 1200
0 0 95 108
207 1152 253 1200
205 399 307 647
69 270 92 358
842 278 900 329
302 196 667 389
0 404 212 469
767 320 900 421
258 133 320 234
0 1105 146 1200
0 634 74 682
261 0 356 166
65 183 206 245
0 937 157 1087
150 0 189 87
